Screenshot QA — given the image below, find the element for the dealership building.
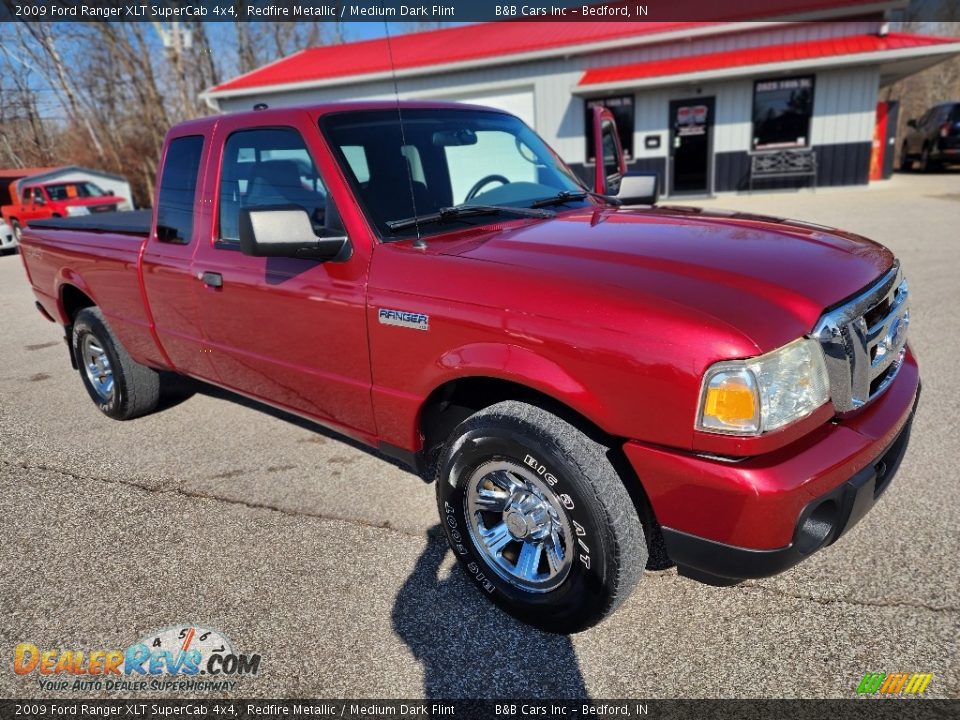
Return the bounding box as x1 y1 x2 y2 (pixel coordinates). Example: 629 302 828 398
204 1 960 197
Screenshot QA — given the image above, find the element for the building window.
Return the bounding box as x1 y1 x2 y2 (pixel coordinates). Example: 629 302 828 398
586 96 634 162
752 75 815 151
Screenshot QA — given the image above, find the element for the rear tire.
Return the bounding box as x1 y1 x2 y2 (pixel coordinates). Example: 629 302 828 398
72 307 160 420
435 400 647 633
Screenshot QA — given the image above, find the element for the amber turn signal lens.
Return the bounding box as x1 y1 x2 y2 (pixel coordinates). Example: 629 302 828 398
704 379 757 424
698 367 760 433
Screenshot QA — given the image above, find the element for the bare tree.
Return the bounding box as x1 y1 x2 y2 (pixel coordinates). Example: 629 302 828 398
0 19 343 205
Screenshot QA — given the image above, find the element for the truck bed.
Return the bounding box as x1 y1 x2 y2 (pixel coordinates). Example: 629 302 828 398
21 209 158 369
28 209 152 236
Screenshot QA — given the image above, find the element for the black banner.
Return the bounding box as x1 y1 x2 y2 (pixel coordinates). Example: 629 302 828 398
1 700 959 720
0 0 956 23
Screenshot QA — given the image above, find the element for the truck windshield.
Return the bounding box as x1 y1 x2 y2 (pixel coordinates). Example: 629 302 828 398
320 109 592 237
44 182 106 200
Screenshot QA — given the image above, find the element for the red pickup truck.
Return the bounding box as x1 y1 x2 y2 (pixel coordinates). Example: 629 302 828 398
19 102 918 632
2 180 125 242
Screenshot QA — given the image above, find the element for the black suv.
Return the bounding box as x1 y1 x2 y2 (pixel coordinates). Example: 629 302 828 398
901 102 960 171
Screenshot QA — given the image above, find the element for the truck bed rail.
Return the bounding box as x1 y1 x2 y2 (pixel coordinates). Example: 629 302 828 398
28 209 152 236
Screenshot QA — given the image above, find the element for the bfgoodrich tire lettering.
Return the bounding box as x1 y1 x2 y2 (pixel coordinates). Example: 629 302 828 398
435 401 647 633
72 307 160 420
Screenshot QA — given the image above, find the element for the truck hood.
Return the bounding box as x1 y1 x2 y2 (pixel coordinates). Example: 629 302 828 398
437 205 894 352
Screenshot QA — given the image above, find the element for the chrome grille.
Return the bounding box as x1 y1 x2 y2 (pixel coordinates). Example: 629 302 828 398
812 262 909 413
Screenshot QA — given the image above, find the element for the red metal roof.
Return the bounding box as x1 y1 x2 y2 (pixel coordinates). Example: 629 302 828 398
208 1 906 95
211 22 705 93
579 32 959 86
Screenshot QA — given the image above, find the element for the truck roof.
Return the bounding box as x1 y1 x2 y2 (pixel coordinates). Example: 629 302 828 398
29 179 99 188
171 100 513 134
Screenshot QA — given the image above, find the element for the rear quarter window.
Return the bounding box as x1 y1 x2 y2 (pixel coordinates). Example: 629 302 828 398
156 135 204 244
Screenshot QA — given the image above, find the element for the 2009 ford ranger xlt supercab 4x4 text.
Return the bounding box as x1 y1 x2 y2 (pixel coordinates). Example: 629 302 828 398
19 102 919 632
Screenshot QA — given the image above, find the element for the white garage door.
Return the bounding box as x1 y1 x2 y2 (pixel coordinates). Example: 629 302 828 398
443 88 535 127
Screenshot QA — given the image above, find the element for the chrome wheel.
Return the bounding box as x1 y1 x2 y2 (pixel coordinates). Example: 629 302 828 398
465 459 574 593
81 333 114 402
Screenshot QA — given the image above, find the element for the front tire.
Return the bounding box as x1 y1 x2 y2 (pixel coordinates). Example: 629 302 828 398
435 401 647 633
72 307 160 420
11 219 21 242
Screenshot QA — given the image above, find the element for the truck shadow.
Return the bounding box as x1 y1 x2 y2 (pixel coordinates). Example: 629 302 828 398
159 373 419 476
392 524 589 699
156 372 199 411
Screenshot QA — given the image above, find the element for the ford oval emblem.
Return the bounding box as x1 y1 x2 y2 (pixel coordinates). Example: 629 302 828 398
888 312 908 350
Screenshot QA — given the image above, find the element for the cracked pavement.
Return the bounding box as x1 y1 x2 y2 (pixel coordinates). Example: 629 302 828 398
1 172 959 699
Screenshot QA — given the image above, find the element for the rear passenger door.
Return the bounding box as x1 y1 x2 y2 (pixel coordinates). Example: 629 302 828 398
191 116 376 439
141 133 218 378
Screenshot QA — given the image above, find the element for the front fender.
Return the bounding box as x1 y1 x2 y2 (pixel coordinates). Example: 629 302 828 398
435 342 603 417
372 341 612 452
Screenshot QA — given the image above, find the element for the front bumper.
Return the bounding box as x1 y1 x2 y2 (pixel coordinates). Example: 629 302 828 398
623 349 919 584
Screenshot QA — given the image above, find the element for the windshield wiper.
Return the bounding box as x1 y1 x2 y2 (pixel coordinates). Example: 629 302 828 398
529 189 622 209
387 204 553 232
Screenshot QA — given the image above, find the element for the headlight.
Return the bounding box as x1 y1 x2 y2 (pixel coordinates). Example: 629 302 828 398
66 206 90 216
697 337 830 435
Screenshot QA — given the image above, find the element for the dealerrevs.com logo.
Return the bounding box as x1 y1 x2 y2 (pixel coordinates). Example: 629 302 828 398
856 672 933 696
13 624 261 692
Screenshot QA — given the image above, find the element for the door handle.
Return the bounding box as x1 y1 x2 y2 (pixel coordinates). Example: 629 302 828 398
199 271 223 289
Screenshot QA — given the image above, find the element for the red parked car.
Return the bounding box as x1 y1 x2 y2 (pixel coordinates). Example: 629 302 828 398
1 180 124 242
18 102 918 632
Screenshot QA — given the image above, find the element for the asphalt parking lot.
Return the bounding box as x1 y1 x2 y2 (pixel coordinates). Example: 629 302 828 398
1 171 958 700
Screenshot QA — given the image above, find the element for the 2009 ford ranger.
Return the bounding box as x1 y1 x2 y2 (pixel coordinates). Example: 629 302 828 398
19 102 918 632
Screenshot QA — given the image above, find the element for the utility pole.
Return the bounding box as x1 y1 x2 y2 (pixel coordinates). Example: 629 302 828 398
151 21 194 120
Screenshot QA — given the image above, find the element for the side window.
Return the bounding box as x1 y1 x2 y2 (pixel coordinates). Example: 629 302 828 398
219 127 341 243
341 145 370 183
156 135 204 244
33 188 45 204
601 119 620 179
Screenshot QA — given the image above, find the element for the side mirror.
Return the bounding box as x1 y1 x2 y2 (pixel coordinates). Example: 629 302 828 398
907 119 917 129
591 105 627 196
616 172 659 206
239 205 350 262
